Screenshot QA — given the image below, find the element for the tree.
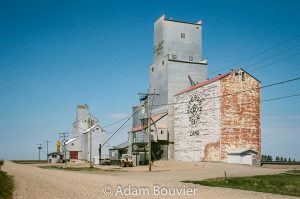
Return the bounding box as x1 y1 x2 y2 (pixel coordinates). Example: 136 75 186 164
269 155 273 162
280 157 283 162
288 158 291 162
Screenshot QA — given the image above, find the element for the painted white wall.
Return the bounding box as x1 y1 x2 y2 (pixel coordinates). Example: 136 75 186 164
48 154 61 163
174 81 221 161
66 105 107 161
227 155 242 164
227 154 254 165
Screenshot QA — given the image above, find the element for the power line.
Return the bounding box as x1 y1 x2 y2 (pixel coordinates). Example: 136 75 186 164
75 115 131 136
98 104 144 163
73 108 131 129
102 115 131 128
102 104 144 147
59 132 69 166
166 91 300 118
93 78 298 130
44 140 52 163
242 44 300 70
208 35 300 76
261 93 300 102
151 75 300 107
249 53 300 72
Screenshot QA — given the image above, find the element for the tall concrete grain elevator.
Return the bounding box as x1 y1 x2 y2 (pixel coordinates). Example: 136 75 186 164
148 15 208 159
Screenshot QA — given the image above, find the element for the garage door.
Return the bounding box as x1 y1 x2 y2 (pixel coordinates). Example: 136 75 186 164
227 155 241 164
241 154 252 165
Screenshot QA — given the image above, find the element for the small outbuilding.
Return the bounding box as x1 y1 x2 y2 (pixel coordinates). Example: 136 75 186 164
47 152 63 163
227 149 258 165
109 141 130 160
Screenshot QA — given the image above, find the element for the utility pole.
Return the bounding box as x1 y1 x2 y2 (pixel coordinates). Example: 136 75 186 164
98 105 143 167
44 140 51 163
147 96 152 172
59 133 68 166
37 144 43 160
88 117 94 168
99 144 102 165
138 92 159 172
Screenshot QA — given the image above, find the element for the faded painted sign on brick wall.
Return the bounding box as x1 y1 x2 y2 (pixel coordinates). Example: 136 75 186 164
174 81 221 161
173 69 261 163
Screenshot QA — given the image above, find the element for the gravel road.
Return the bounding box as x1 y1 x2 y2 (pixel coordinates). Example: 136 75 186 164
2 161 298 199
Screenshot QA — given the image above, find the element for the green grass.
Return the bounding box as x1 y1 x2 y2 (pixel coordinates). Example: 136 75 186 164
39 165 122 173
182 171 300 197
0 161 14 199
287 169 300 174
12 160 47 164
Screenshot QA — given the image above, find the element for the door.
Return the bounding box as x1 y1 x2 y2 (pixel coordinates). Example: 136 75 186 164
70 151 78 159
241 154 252 165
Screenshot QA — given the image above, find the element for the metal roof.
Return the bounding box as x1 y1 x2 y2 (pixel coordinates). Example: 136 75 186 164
109 141 129 150
65 137 77 144
47 152 63 156
130 112 168 133
175 68 260 96
83 124 101 134
227 148 258 155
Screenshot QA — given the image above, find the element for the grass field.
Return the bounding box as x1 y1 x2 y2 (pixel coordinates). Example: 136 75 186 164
39 165 122 173
0 161 14 199
12 160 47 164
183 170 300 197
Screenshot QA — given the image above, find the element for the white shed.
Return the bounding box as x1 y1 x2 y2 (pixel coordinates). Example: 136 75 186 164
48 152 63 163
227 149 258 165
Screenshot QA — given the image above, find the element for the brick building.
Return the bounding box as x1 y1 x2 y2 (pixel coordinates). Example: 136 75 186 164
173 69 261 164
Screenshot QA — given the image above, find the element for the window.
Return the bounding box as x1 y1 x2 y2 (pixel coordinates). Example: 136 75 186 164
151 67 154 72
172 54 177 59
189 56 193 61
181 33 185 38
241 72 245 81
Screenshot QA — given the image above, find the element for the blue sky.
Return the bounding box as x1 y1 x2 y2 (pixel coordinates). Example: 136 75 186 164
0 0 299 160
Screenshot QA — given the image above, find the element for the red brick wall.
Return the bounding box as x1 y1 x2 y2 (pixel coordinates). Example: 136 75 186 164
220 70 261 161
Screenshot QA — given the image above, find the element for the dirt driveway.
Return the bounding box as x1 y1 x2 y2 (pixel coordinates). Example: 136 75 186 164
2 161 298 199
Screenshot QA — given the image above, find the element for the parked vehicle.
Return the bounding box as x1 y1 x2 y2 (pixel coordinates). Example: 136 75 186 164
100 158 111 165
120 154 133 167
